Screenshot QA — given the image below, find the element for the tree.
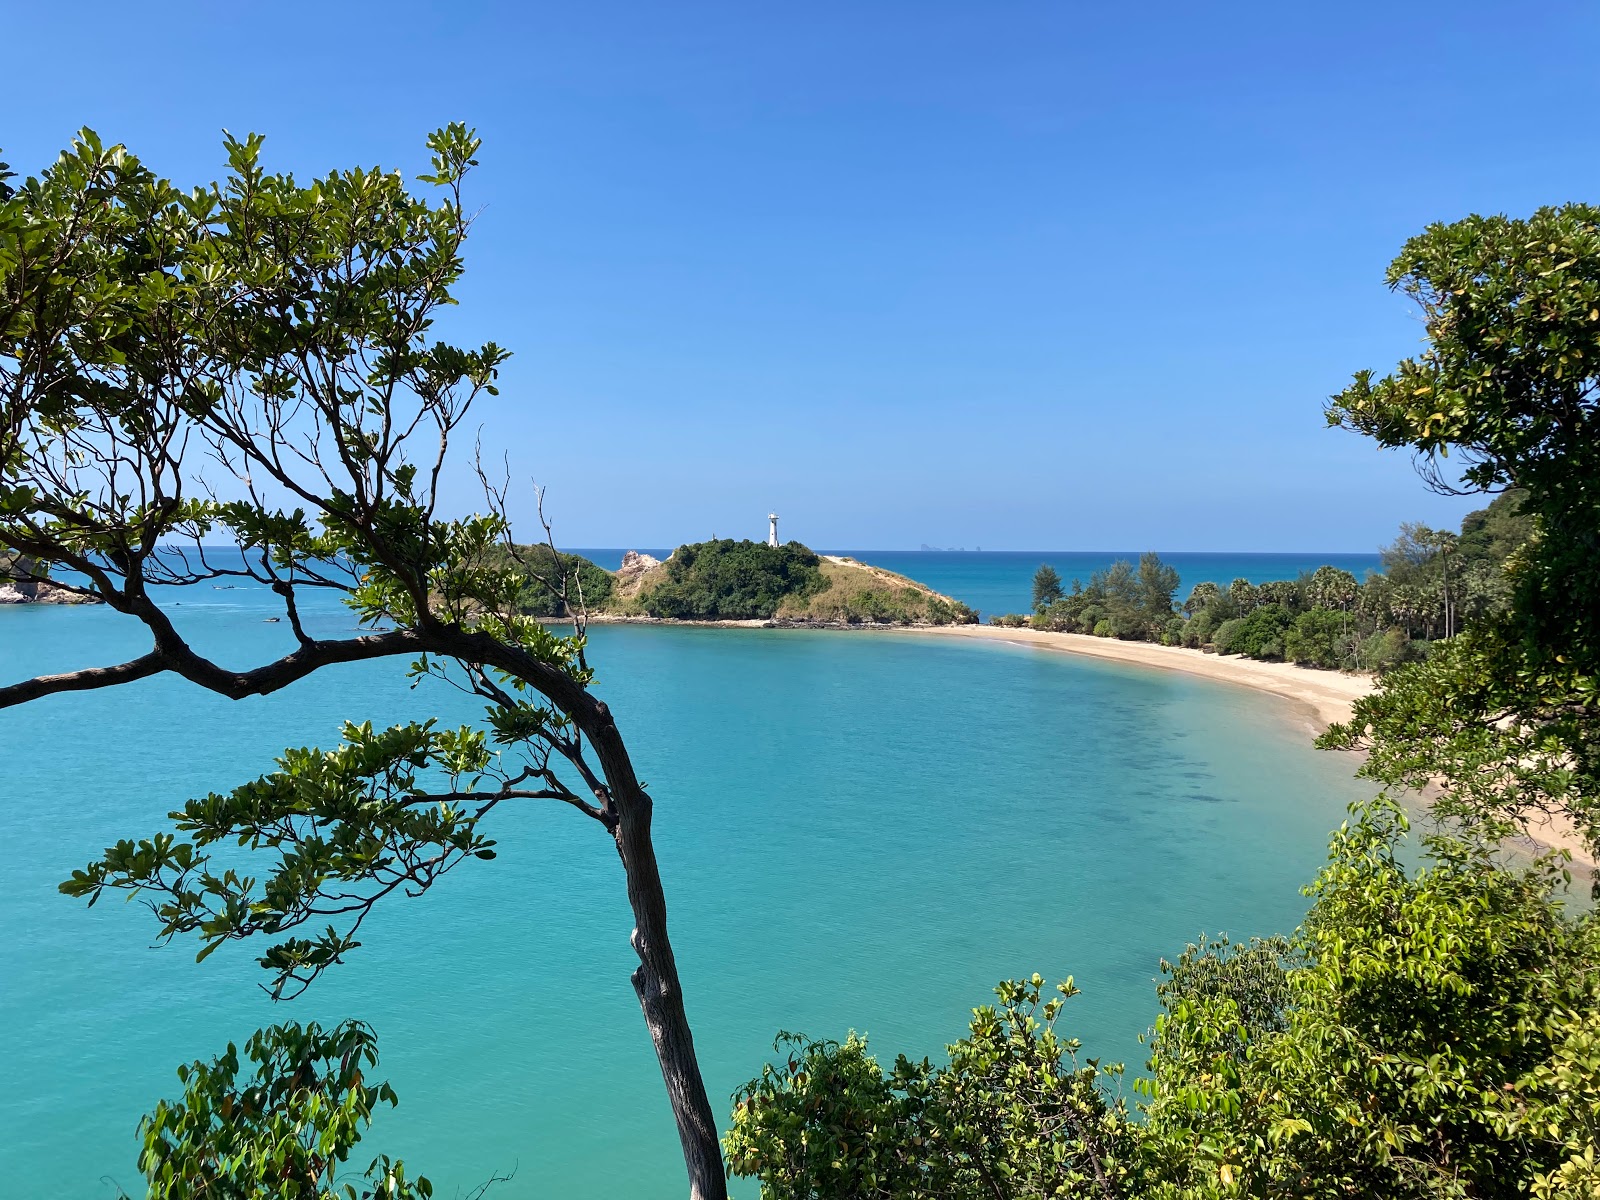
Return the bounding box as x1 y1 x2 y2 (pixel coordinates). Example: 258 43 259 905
1136 552 1180 629
1325 203 1600 865
134 1021 434 1199
1032 563 1064 612
1303 565 1358 612
1182 581 1220 615
0 130 726 1197
1140 802 1597 1199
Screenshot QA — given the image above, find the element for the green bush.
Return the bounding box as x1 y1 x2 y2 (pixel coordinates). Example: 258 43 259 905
730 805 1600 1200
1360 627 1416 672
1285 607 1358 669
989 613 1029 628
1180 611 1215 648
727 977 1140 1200
1217 603 1294 659
1212 617 1246 654
924 596 976 625
642 540 826 620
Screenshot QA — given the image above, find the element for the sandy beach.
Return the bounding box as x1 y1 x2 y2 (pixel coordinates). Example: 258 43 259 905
897 624 1374 728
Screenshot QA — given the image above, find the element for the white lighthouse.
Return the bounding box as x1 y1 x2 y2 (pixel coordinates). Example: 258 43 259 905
768 512 780 548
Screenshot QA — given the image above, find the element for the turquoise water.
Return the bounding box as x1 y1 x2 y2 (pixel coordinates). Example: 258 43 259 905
0 570 1374 1198
577 549 1384 620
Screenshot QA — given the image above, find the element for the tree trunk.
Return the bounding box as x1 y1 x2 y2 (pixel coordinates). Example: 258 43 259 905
580 698 728 1200
615 793 728 1200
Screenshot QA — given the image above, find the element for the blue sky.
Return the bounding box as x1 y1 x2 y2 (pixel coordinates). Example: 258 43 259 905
8 2 1598 550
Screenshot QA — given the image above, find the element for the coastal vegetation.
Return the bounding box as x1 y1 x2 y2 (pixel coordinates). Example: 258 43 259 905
991 491 1531 674
727 205 1600 1197
631 539 828 620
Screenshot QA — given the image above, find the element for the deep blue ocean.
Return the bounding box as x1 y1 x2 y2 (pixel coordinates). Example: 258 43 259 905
1 552 1378 1198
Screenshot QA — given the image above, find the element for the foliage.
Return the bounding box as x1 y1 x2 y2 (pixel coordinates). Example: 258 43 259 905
1213 603 1293 659
1324 632 1598 860
1325 204 1600 867
1031 553 1180 640
58 713 617 997
640 539 827 620
726 976 1140 1199
1182 582 1221 616
131 1020 430 1200
1302 565 1358 612
1284 607 1360 669
1141 800 1598 1199
1033 564 1064 612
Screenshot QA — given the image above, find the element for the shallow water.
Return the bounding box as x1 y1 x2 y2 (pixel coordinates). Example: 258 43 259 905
0 587 1372 1198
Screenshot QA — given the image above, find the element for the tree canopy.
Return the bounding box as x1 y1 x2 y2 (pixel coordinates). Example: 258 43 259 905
641 539 828 620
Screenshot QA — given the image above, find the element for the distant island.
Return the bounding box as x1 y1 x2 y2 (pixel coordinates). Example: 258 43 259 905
492 539 979 626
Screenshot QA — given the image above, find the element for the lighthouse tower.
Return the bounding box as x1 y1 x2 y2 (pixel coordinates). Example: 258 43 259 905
768 513 780 547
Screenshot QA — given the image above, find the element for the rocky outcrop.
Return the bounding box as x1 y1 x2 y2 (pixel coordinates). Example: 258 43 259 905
611 550 667 604
0 553 99 604
617 550 662 580
0 580 98 605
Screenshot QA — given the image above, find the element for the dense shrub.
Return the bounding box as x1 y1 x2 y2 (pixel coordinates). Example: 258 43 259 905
1359 627 1416 672
727 977 1142 1200
1211 617 1245 654
642 540 826 620
989 613 1029 628
1179 610 1216 648
924 596 976 625
1285 607 1358 669
1216 603 1294 659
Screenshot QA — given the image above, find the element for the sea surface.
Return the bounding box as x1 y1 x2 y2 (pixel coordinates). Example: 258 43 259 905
578 549 1384 620
1 553 1377 1198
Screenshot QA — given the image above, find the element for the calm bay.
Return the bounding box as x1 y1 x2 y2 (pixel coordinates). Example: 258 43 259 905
1 553 1376 1197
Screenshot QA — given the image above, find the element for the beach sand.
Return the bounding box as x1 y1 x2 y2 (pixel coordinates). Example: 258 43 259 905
896 624 1372 727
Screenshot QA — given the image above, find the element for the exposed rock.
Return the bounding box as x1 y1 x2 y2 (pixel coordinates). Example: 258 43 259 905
617 549 662 579
0 580 98 605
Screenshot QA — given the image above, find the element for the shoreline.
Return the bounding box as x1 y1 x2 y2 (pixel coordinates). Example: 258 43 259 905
890 623 1373 730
